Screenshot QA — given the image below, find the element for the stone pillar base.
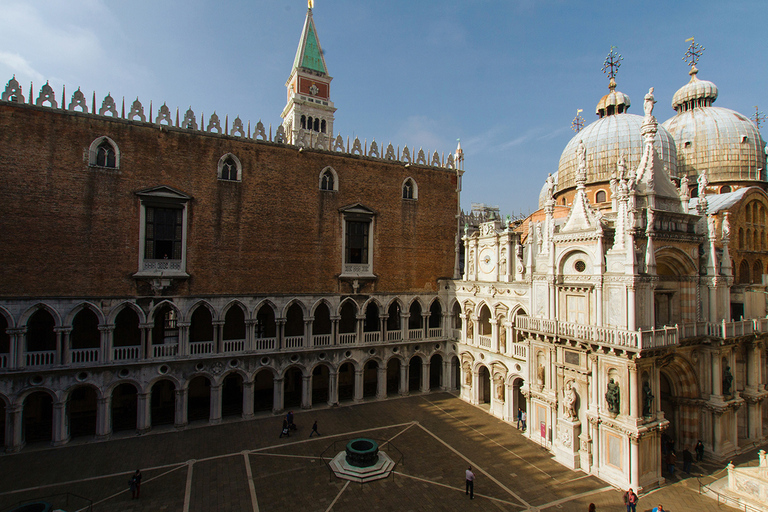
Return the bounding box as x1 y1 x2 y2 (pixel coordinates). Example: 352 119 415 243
554 418 581 470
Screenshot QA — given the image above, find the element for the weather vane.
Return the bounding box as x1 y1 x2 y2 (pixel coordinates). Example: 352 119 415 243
572 109 584 133
753 106 767 129
601 46 623 84
683 37 705 68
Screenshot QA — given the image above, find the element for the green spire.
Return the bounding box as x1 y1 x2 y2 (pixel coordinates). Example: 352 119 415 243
292 9 328 75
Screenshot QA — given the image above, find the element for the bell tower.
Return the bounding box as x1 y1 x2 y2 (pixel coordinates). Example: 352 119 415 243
281 1 336 143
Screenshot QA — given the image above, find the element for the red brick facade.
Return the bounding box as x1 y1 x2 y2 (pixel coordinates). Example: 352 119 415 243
0 103 458 299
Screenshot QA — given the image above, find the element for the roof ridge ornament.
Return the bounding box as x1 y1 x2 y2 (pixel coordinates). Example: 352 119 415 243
683 37 705 77
602 45 623 91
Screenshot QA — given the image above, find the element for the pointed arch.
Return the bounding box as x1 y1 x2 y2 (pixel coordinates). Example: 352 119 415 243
319 166 338 191
19 303 62 328
217 153 242 181
402 177 418 200
88 136 120 168
65 301 106 326
107 301 146 324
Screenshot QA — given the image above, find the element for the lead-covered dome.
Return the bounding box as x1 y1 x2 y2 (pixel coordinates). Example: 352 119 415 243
662 67 766 184
557 112 677 192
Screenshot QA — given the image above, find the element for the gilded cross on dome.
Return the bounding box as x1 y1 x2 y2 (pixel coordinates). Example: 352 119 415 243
601 46 623 88
572 109 584 133
683 37 705 68
308 0 314 9
753 106 768 129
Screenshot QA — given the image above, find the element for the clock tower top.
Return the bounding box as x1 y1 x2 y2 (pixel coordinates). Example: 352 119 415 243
281 4 336 142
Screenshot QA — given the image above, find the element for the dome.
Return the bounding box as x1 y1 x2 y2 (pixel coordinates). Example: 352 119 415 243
557 113 677 192
662 106 766 183
671 66 718 111
595 78 630 118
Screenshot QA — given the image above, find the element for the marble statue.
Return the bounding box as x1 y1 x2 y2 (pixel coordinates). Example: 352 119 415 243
617 153 627 180
537 363 546 386
499 325 507 353
722 212 731 241
723 365 734 396
563 381 577 421
642 380 654 416
643 87 656 118
545 173 556 200
577 140 586 170
708 215 717 239
606 378 620 414
698 170 708 198
680 174 689 196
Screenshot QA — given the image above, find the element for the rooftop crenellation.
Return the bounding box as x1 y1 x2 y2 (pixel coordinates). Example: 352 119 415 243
0 75 463 172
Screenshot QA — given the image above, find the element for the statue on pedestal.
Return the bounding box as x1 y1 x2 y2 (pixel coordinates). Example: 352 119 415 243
642 381 654 417
606 378 620 414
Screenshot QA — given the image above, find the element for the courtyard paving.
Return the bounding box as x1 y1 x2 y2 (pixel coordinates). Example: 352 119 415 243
0 393 760 511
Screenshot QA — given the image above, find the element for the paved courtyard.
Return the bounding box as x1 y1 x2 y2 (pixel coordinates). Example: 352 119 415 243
0 393 758 511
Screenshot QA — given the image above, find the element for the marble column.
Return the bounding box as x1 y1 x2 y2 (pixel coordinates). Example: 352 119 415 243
273 377 285 413
7 403 23 452
137 392 151 433
52 400 68 446
209 385 222 425
376 366 387 399
399 360 409 396
354 369 364 402
302 375 312 409
243 382 255 419
421 361 430 392
96 396 110 439
328 373 338 406
100 325 113 364
175 388 188 428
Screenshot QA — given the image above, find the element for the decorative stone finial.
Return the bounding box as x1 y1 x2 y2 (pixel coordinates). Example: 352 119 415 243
643 87 656 119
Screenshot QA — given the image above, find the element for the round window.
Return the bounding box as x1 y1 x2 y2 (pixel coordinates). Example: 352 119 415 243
575 260 586 272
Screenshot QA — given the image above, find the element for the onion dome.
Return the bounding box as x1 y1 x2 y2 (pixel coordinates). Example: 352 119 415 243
662 68 766 184
557 111 677 193
671 66 718 112
595 78 631 118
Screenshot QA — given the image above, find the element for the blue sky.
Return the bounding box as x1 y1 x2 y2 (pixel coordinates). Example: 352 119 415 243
0 0 765 217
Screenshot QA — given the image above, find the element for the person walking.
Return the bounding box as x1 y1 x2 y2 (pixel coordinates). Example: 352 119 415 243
309 420 320 437
623 487 638 512
695 440 704 462
516 408 522 429
280 418 290 438
683 447 693 474
129 469 142 499
465 466 475 499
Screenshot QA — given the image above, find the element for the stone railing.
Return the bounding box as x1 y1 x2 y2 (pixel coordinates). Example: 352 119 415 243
387 330 402 342
428 327 442 339
114 346 141 361
223 339 245 353
339 333 356 345
153 344 179 358
515 316 768 351
71 347 100 364
254 337 276 351
408 329 422 341
363 331 380 343
26 350 56 367
190 341 214 355
284 335 304 349
313 334 331 346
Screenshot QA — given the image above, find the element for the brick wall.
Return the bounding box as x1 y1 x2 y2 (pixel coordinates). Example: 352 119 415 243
0 104 458 298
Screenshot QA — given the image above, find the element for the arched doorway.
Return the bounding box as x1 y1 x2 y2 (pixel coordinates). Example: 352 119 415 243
284 367 303 409
409 356 422 392
189 307 214 354
150 380 176 427
338 362 355 402
659 358 700 455
452 355 460 390
478 366 491 404
386 359 400 396
312 364 330 405
253 370 274 412
23 391 53 444
429 354 442 390
111 383 138 433
188 376 211 423
223 306 246 353
113 308 141 360
512 377 526 419
26 309 56 365
222 373 244 418
363 361 378 398
67 386 98 439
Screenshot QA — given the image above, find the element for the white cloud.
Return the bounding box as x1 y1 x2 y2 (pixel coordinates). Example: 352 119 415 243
0 52 45 84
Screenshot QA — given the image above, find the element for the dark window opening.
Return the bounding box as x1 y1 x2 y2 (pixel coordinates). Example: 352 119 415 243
345 221 369 264
320 170 334 191
221 157 238 181
145 207 182 260
96 140 116 167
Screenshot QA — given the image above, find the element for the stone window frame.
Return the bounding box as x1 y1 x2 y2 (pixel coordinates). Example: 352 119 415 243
88 136 120 169
402 177 418 200
339 203 376 278
217 153 242 182
133 186 192 280
319 166 338 192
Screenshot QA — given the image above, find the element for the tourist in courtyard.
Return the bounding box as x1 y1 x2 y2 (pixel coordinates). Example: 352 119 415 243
623 487 637 512
280 418 290 438
521 411 527 431
666 451 676 475
651 505 665 512
465 466 475 499
309 420 320 437
695 440 704 462
517 408 522 429
683 447 693 473
287 410 295 430
129 469 142 499
588 504 596 512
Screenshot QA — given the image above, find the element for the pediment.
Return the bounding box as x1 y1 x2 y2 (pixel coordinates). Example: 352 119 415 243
339 203 377 216
136 185 192 201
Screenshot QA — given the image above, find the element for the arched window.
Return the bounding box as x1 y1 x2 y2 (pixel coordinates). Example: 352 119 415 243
217 154 242 182
313 118 320 132
595 190 607 203
319 167 337 191
88 136 119 168
739 260 750 284
321 120 326 133
402 178 418 200
720 185 731 194
300 115 306 129
753 260 763 284
739 228 744 250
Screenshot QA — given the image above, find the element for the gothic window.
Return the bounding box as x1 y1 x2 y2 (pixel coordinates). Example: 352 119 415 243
402 178 418 200
300 115 306 129
753 260 763 284
739 260 750 284
321 120 326 133
595 190 607 203
88 136 119 168
313 118 319 132
217 153 242 181
319 166 338 191
739 228 744 250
